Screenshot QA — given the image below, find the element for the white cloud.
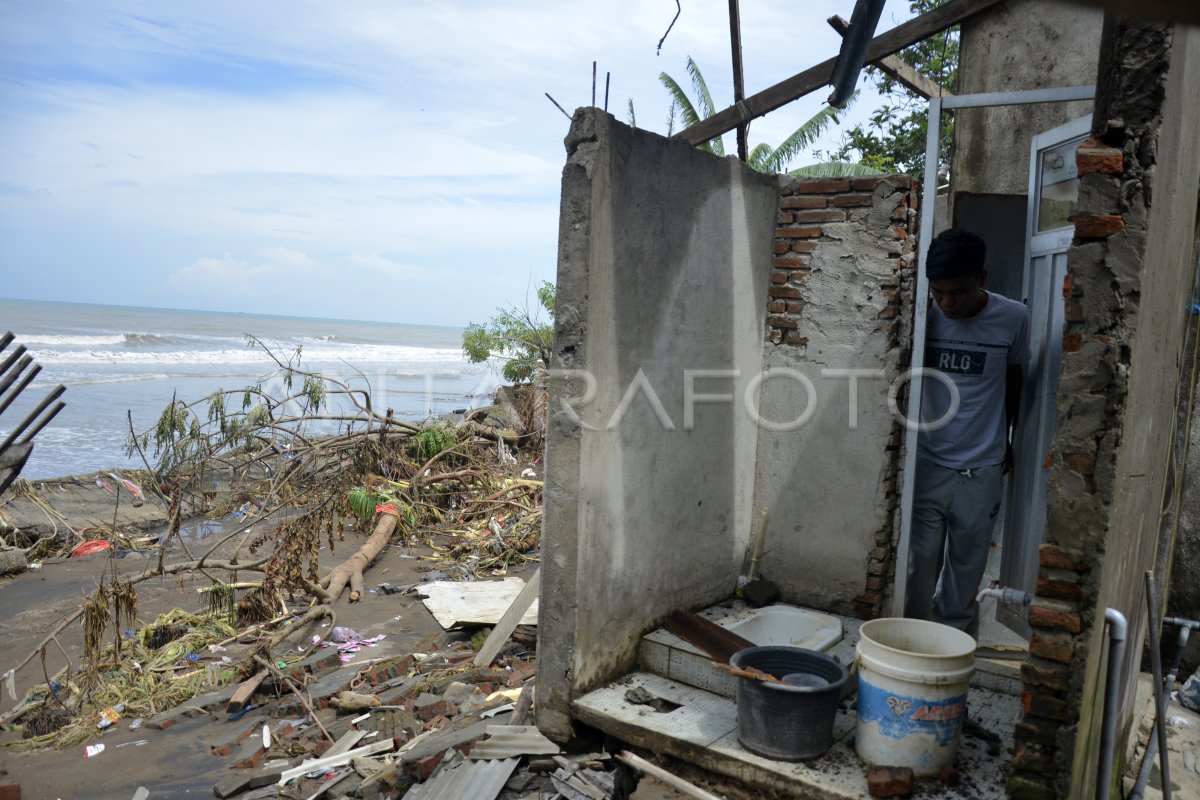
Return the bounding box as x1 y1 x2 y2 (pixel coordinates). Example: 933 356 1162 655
1 0 919 324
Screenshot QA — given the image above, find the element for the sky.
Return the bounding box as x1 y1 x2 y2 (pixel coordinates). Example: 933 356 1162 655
0 0 916 327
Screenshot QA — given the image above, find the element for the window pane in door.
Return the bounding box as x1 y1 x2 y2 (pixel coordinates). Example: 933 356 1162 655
1036 138 1082 233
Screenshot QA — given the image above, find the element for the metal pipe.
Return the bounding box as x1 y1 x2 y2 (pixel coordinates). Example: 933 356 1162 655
1132 625 1192 799
941 85 1096 110
727 0 748 161
1097 607 1127 800
976 585 1033 606
1145 572 1172 800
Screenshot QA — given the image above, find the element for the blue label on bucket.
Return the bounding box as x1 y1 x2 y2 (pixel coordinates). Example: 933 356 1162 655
858 680 966 744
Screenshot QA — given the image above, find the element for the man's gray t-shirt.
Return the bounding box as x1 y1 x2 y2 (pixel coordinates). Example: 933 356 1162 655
918 292 1030 470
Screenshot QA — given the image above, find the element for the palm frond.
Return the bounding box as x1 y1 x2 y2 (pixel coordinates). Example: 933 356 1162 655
658 72 701 129
686 56 717 120
748 143 774 172
789 161 886 178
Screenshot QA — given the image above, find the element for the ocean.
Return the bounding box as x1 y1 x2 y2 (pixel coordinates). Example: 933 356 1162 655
0 298 498 479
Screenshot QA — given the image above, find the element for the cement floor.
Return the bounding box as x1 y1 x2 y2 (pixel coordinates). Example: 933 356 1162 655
574 607 1020 799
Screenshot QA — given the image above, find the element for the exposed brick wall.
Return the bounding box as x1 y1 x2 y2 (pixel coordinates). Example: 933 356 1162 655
767 175 918 618
1007 18 1186 800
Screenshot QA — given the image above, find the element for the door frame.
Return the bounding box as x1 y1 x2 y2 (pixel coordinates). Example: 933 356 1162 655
891 85 1095 620
996 114 1092 635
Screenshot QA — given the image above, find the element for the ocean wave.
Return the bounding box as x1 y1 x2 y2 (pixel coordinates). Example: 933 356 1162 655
16 332 177 348
30 344 470 368
32 373 173 388
16 333 127 347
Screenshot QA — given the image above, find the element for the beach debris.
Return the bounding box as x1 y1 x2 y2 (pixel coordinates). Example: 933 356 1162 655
68 539 110 558
0 331 67 497
83 742 104 758
417 577 540 631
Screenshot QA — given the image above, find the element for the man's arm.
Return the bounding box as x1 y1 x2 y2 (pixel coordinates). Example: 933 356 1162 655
1004 364 1024 473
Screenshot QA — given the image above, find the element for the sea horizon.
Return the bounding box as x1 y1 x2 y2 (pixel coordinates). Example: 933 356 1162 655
0 297 498 479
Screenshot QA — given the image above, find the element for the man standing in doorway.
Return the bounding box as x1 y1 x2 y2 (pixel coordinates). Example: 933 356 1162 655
904 228 1030 636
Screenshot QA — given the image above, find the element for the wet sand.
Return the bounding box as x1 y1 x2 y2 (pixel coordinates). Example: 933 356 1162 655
0 513 458 799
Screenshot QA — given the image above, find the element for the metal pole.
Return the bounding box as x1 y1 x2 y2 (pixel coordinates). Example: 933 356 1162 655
1097 608 1127 800
728 0 748 162
893 95 942 617
1145 572 1172 800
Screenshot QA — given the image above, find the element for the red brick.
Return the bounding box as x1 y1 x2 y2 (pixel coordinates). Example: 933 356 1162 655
1076 139 1123 175
413 751 445 781
1063 451 1094 475
768 299 786 313
851 176 886 190
1013 741 1054 773
785 300 804 314
1075 213 1125 238
1021 659 1071 691
891 205 909 221
769 286 801 300
778 226 823 239
1030 631 1074 664
878 306 899 319
800 178 850 193
781 195 828 209
789 241 818 254
767 330 782 344
784 332 808 346
1062 271 1074 298
867 765 914 798
773 254 810 269
1039 544 1086 570
1062 331 1084 352
1037 576 1083 601
0 785 20 800
865 575 884 590
892 225 908 240
773 240 790 254
833 192 875 207
1064 301 1084 323
869 546 890 560
767 315 798 330
770 272 788 285
793 208 847 223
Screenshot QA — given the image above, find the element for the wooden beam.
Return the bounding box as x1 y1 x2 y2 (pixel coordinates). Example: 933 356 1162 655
828 15 952 100
678 0 1002 146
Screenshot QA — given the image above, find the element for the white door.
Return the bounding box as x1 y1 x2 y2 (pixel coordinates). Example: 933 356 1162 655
996 115 1091 636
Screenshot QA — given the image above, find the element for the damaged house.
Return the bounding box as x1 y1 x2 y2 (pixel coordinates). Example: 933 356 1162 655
536 1 1200 798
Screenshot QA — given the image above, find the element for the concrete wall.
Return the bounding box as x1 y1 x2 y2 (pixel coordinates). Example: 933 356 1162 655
952 0 1104 299
954 0 1104 197
753 176 917 617
1004 21 1200 800
538 109 777 740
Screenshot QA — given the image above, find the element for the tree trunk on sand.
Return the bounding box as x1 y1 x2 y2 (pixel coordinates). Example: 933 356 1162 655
322 511 398 603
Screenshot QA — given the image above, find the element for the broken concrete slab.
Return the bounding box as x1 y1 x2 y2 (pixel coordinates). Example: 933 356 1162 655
213 765 287 799
416 577 539 630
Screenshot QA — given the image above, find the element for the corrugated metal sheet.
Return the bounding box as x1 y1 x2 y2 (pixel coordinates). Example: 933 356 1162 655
404 757 519 800
467 724 560 760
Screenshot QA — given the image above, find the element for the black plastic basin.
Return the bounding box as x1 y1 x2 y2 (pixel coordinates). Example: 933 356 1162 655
729 645 849 761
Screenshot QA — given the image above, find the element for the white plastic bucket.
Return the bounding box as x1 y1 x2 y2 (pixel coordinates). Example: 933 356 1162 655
855 618 976 776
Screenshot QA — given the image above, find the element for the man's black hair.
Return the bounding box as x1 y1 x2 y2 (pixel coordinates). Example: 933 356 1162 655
926 228 986 280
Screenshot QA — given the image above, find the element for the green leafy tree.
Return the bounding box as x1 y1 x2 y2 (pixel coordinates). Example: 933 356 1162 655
656 57 880 178
823 0 958 179
462 281 555 384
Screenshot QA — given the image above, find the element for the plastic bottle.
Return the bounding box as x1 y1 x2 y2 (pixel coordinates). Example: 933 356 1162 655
97 703 125 730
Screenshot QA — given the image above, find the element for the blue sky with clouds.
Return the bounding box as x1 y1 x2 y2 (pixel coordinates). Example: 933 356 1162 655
0 0 915 326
